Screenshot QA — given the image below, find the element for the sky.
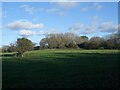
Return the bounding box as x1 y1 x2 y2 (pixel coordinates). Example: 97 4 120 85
1 2 118 46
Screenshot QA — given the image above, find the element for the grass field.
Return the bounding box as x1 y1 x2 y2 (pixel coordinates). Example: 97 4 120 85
2 50 120 88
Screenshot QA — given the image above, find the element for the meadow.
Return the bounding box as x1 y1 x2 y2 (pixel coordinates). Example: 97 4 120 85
2 50 120 88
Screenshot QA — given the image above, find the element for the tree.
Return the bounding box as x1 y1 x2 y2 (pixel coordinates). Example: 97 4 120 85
81 36 89 40
16 38 34 57
40 38 49 49
89 37 105 49
40 33 79 49
0 47 2 52
67 41 78 48
80 41 90 49
76 36 89 48
2 45 9 52
7 43 17 52
39 33 120 50
104 33 120 49
106 40 116 49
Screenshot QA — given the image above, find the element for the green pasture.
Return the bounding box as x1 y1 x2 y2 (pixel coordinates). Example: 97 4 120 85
2 50 120 88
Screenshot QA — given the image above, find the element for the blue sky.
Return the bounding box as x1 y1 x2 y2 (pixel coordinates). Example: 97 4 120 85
2 2 118 46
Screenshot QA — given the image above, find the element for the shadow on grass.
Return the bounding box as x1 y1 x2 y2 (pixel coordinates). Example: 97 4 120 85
2 53 120 88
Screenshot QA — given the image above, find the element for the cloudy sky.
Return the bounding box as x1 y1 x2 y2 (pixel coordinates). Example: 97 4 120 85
2 2 118 46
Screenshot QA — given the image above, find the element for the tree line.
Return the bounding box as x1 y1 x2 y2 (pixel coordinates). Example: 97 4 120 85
1 33 120 56
40 33 120 49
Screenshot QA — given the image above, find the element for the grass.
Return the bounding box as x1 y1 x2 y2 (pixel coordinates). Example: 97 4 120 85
2 50 120 88
0 52 18 57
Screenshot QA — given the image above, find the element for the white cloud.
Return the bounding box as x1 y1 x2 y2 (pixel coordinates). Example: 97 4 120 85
91 16 99 20
57 11 65 16
83 21 118 34
54 2 79 9
94 3 103 10
37 31 44 35
99 22 118 33
46 8 66 16
20 5 35 14
81 7 90 12
19 29 35 36
83 25 97 34
90 16 99 25
20 5 30 8
81 3 103 12
68 16 100 34
44 28 61 35
83 16 99 34
83 17 118 34
20 4 66 16
7 20 44 30
36 28 61 35
51 0 75 1
46 8 59 13
31 28 61 36
20 5 45 14
68 16 117 35
69 23 84 31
